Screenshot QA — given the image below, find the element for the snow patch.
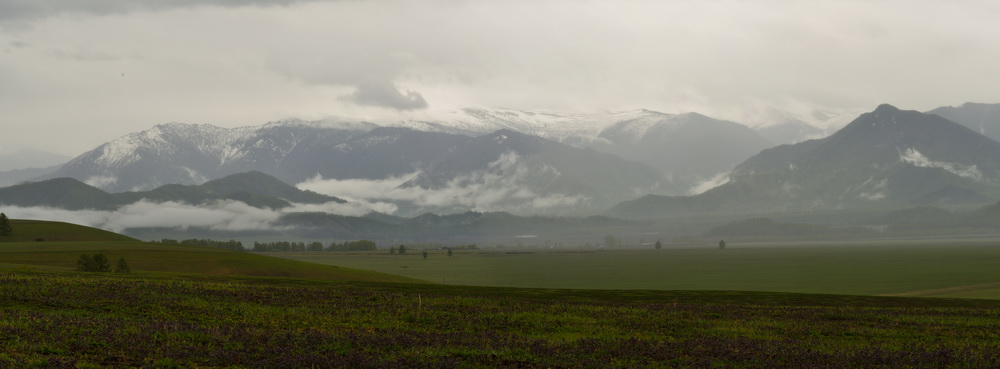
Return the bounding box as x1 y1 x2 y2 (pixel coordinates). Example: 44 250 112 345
900 148 983 181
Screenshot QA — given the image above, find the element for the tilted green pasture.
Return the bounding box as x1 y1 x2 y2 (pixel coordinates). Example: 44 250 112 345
0 241 421 284
273 239 1000 299
0 220 138 242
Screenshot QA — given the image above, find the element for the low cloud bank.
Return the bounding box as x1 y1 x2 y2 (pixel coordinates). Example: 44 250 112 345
687 172 731 195
0 198 364 234
297 153 590 216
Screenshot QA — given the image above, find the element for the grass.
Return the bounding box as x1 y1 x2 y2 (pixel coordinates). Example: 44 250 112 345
4 270 1000 368
272 239 1000 298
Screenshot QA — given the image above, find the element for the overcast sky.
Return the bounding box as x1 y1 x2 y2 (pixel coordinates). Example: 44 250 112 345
2 0 999 157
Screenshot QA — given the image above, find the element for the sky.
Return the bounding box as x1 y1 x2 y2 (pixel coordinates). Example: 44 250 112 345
1 0 999 157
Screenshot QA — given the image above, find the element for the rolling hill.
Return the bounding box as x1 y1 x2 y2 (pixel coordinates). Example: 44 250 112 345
0 219 419 283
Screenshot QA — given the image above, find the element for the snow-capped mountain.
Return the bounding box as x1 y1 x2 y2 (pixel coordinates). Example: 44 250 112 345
612 104 1000 218
43 120 470 192
390 107 773 190
37 118 670 215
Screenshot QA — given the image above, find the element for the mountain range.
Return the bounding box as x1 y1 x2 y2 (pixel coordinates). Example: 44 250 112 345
612 104 1000 218
392 108 774 188
5 102 1000 223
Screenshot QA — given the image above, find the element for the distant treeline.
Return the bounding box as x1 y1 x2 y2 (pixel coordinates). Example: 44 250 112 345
158 238 245 251
706 217 874 240
252 240 377 252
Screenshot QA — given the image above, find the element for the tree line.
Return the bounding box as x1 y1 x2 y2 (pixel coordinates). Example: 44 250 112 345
157 238 245 251
252 240 377 252
76 253 130 273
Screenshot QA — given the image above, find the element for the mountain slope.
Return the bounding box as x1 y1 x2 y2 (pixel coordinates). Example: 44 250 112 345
612 104 1000 218
927 102 1000 142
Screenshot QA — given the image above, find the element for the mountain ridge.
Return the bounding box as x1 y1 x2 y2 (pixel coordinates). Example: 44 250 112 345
611 104 1000 218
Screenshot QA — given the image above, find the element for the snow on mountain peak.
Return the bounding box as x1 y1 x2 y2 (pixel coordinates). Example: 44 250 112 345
386 107 676 144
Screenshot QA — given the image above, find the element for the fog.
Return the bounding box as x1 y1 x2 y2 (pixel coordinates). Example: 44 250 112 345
1 199 375 233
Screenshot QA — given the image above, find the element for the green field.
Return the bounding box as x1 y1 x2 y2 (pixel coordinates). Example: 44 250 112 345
272 239 1000 299
7 220 1000 367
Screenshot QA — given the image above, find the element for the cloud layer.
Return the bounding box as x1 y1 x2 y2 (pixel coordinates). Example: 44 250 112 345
2 0 999 158
0 198 373 234
298 152 590 216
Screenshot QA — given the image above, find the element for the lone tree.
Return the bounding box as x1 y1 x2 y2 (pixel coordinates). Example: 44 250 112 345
92 253 112 272
447 249 453 257
76 253 112 272
115 257 131 273
655 241 662 250
719 240 727 250
398 245 407 255
0 212 11 236
422 250 428 259
76 254 97 272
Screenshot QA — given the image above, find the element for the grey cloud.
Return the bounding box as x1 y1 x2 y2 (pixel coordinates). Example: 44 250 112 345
48 48 134 62
270 51 429 111
341 80 429 111
0 0 326 22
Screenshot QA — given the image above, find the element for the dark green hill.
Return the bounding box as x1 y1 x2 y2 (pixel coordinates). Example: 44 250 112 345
0 171 343 210
113 183 292 209
0 178 118 210
197 171 344 204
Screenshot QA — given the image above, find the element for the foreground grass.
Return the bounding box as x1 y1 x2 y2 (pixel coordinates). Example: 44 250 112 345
274 239 1000 298
3 271 1000 368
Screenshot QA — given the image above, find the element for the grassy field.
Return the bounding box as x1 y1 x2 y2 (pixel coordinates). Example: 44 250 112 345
272 239 1000 299
6 219 1000 367
5 270 1000 368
